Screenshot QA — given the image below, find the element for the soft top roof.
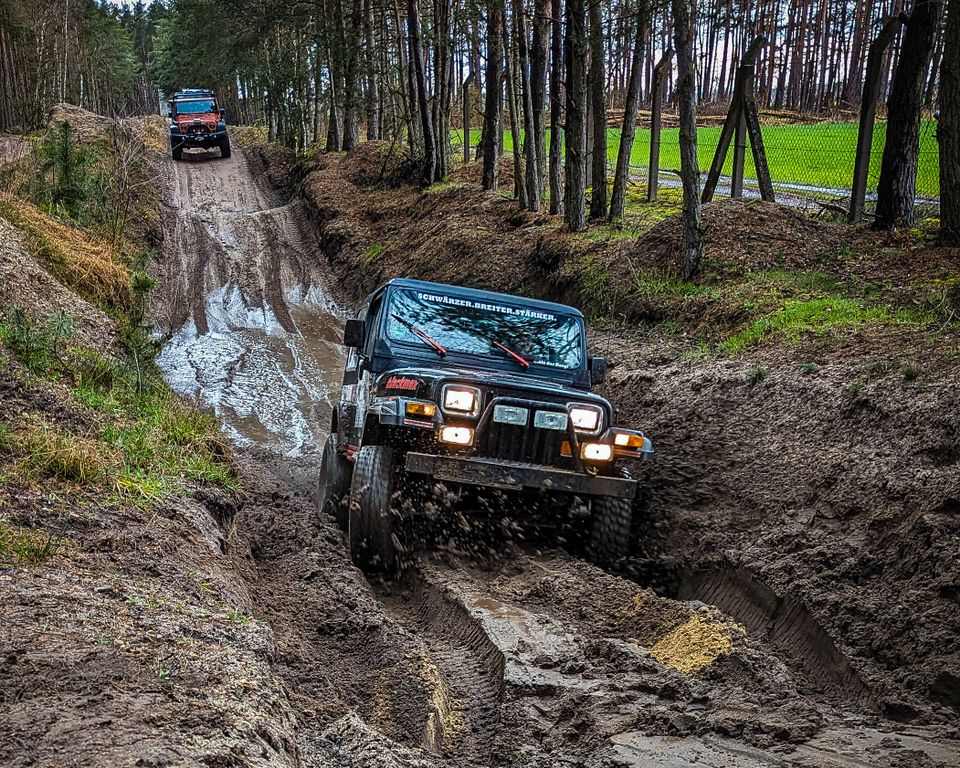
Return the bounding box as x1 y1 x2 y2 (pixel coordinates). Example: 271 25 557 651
379 277 584 319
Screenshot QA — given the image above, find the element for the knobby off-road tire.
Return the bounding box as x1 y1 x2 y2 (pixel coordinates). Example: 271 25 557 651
588 495 633 566
349 445 398 574
172 143 183 161
318 433 351 531
220 136 231 158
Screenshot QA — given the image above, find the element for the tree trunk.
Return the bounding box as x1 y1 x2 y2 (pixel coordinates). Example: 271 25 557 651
341 0 361 150
462 70 475 164
549 0 564 214
503 11 527 206
564 0 587 231
482 0 503 190
609 1 648 222
531 0 549 196
940 0 960 243
875 0 941 229
363 0 380 140
588 0 607 219
515 0 541 210
672 0 703 280
407 0 435 186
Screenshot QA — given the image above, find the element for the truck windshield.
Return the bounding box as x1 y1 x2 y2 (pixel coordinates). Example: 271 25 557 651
386 288 584 370
176 100 216 115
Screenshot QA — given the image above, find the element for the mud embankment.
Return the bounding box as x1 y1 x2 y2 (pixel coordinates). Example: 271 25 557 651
149 150 345 455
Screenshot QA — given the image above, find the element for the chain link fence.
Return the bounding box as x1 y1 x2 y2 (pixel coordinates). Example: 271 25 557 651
617 107 941 217
451 107 941 219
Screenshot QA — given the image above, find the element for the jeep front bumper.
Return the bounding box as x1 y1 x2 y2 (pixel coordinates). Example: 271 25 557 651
171 131 227 149
404 452 636 499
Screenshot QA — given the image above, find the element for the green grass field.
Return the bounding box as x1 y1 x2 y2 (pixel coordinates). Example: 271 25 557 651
456 121 941 198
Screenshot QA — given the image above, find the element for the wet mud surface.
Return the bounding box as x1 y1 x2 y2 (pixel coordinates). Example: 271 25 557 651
144 146 960 766
151 149 344 455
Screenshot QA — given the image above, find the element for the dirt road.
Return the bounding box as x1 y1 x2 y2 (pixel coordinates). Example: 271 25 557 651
151 145 960 766
152 148 344 456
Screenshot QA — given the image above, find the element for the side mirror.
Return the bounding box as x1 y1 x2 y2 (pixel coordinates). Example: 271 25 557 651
166 101 174 117
343 318 364 348
588 356 608 386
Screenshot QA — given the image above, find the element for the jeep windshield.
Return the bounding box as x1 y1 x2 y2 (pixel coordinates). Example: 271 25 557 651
176 100 216 115
385 288 584 370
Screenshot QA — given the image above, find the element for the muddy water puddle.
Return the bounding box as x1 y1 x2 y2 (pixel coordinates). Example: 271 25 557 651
153 150 346 456
158 284 344 455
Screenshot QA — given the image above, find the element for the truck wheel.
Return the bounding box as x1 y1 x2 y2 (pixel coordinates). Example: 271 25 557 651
588 495 632 566
219 136 231 158
348 445 398 574
172 144 183 161
318 433 351 531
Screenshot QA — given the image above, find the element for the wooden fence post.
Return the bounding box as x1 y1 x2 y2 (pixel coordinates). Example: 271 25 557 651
703 35 766 204
648 49 673 202
731 80 748 197
849 13 908 224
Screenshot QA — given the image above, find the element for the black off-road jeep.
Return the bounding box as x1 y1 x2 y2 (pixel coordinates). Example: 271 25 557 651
319 278 653 572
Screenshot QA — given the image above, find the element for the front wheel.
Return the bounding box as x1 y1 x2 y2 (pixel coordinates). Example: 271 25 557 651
588 495 633 566
219 135 231 158
348 445 398 574
318 433 351 530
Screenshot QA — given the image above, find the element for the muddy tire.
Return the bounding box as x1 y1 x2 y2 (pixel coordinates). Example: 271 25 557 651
318 433 351 530
172 143 183 161
349 445 398 574
588 495 632 565
219 136 231 158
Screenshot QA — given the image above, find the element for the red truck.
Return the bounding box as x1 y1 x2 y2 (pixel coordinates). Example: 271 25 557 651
167 89 231 161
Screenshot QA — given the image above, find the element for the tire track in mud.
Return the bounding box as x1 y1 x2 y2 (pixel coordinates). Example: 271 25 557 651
679 566 875 708
151 149 345 456
377 576 506 761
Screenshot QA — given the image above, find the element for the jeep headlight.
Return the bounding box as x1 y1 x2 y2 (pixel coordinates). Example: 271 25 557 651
569 405 602 434
442 385 479 415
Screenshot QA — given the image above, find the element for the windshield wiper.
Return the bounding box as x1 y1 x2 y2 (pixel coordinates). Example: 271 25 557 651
491 339 530 369
391 314 447 357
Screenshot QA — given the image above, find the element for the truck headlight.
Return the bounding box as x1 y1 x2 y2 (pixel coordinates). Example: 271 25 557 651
443 385 479 415
438 426 474 446
569 405 602 434
581 442 612 461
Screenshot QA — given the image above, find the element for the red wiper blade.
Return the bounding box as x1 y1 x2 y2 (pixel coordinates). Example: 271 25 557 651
493 340 530 368
391 313 447 356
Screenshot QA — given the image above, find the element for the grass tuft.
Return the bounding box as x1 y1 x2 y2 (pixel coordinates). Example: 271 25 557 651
19 421 114 484
0 195 132 310
720 298 927 354
0 517 66 567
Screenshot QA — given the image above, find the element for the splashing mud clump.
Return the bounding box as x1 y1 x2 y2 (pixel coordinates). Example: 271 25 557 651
649 611 739 674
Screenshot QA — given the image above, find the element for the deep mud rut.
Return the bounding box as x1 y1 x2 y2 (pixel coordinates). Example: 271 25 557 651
151 146 960 767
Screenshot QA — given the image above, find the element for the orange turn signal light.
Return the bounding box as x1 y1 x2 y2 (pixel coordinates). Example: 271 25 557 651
406 401 437 417
613 431 645 449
